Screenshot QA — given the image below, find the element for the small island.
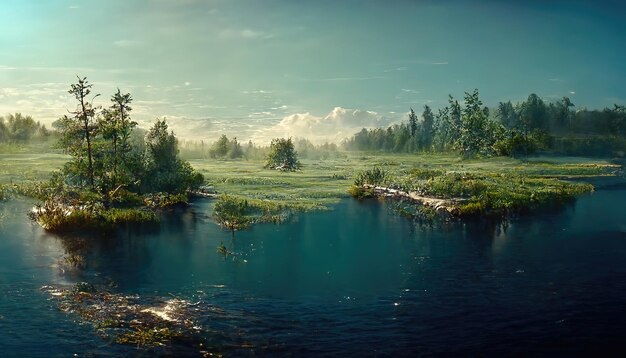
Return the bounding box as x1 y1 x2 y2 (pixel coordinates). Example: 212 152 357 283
23 77 204 232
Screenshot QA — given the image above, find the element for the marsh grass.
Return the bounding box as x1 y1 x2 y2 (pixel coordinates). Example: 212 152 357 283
3 143 621 221
30 198 159 233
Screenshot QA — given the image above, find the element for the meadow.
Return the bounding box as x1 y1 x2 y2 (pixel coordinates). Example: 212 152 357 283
2 142 620 214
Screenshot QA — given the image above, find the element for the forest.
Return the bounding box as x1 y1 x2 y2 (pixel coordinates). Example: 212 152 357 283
344 91 626 158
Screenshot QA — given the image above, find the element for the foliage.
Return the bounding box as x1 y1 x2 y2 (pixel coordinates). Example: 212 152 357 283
28 196 158 233
207 134 244 159
353 167 388 186
143 193 189 208
348 185 376 199
213 194 253 236
408 167 445 180
20 76 209 233
0 113 50 143
457 89 490 157
98 89 138 189
66 76 99 190
142 119 204 193
343 90 626 158
265 138 302 171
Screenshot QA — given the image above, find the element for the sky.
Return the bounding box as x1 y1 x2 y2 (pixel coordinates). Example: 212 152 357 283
1 0 625 143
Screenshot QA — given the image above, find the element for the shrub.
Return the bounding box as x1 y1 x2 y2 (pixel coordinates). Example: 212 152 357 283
348 185 376 199
353 167 388 186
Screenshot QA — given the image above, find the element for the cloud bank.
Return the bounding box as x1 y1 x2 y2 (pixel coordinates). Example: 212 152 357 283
253 107 398 144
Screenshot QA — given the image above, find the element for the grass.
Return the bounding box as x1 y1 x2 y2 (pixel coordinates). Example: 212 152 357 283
2 142 623 220
29 199 159 233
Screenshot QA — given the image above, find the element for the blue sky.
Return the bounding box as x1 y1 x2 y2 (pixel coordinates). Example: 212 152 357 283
1 0 625 142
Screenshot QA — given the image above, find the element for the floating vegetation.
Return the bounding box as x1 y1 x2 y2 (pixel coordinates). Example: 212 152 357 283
41 283 214 353
216 241 232 257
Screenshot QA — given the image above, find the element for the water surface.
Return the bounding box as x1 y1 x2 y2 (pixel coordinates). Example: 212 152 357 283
1 191 626 356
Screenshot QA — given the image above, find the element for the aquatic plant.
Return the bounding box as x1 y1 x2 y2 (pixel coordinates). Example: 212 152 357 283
216 241 230 257
42 284 211 352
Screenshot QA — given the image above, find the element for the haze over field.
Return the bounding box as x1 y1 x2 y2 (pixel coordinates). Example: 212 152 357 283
1 0 625 143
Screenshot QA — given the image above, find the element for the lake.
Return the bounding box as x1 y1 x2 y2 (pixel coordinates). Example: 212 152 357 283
1 190 626 356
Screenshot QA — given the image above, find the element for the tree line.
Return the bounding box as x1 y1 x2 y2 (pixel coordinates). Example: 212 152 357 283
344 91 626 157
0 113 50 143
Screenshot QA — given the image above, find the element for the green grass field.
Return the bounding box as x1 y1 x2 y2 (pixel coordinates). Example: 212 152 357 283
1 141 622 213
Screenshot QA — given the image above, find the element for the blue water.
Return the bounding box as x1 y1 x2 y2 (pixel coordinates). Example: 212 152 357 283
1 190 626 356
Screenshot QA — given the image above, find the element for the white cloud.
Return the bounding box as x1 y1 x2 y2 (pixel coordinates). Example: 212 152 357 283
253 107 398 144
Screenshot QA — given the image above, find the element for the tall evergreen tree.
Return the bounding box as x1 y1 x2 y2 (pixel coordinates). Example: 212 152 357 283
421 105 434 149
408 108 418 138
68 77 99 190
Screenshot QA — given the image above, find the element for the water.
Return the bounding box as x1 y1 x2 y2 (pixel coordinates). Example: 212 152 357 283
1 191 626 356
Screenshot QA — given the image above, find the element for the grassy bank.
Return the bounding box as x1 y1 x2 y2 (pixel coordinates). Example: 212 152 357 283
2 142 623 221
190 153 620 212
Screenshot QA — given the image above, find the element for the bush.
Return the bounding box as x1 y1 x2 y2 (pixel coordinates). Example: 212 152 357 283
354 167 388 186
348 185 376 199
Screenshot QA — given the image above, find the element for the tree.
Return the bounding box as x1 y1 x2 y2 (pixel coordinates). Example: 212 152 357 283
549 96 575 132
432 106 451 151
449 95 463 145
68 76 99 190
112 89 136 180
421 105 434 150
518 93 548 134
0 113 40 142
100 89 137 187
228 137 244 159
495 101 518 129
408 108 418 138
214 194 252 239
209 134 230 158
143 119 203 193
265 138 301 171
457 89 489 157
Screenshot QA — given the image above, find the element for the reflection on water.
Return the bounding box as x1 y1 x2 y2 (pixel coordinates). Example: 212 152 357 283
1 190 626 355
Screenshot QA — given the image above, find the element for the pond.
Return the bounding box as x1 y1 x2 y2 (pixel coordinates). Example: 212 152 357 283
1 190 626 356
